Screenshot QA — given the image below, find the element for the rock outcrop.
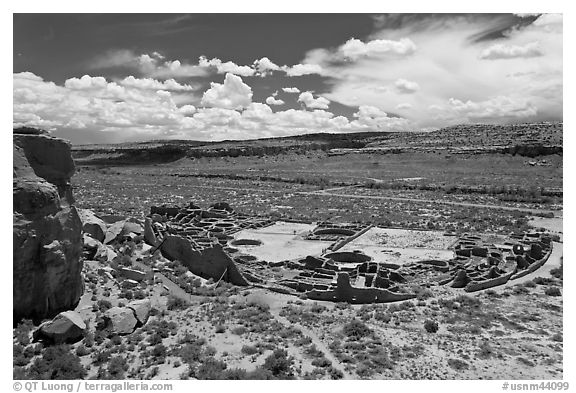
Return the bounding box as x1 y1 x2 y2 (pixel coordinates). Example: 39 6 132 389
13 128 84 322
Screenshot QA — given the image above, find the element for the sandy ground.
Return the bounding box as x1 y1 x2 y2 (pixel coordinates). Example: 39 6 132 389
231 222 332 262
339 227 456 265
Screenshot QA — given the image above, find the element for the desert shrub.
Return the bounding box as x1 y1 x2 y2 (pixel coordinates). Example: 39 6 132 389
167 295 190 311
262 349 294 378
310 303 327 313
342 319 371 340
221 367 249 380
374 311 391 323
447 358 469 370
231 326 247 335
477 340 495 359
424 319 439 333
93 349 112 365
533 276 556 286
25 345 86 379
215 325 226 334
14 319 34 345
97 299 112 312
195 358 228 379
75 344 90 357
107 355 128 379
545 286 561 296
311 357 332 368
328 366 344 379
241 345 258 355
551 333 563 342
550 262 563 280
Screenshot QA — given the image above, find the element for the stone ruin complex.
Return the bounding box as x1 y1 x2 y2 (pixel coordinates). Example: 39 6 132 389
143 201 554 304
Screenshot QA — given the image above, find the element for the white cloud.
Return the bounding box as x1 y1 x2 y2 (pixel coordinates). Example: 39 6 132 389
349 106 412 131
14 71 416 142
284 63 324 77
297 91 330 109
446 96 538 119
339 37 417 60
394 78 420 94
198 56 255 77
396 103 412 110
479 41 543 60
282 87 301 93
314 14 561 128
119 76 196 91
254 57 281 76
265 96 285 106
200 73 253 110
64 75 109 90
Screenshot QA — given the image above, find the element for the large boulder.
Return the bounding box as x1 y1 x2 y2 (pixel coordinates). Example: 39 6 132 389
104 307 138 335
13 129 84 321
127 299 151 326
34 310 86 344
78 209 107 242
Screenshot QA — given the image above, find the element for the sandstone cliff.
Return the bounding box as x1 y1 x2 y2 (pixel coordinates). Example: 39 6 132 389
13 128 84 322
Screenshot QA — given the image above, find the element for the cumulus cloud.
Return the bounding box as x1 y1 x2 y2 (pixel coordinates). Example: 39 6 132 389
315 14 562 128
284 63 324 77
119 76 196 91
198 56 256 77
200 73 253 110
394 78 420 94
282 87 301 93
253 57 281 76
297 91 330 109
265 96 285 106
446 96 537 119
14 71 415 142
396 103 412 110
479 41 543 60
338 37 417 60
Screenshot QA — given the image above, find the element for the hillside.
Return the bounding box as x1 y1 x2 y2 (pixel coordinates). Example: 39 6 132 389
71 122 562 166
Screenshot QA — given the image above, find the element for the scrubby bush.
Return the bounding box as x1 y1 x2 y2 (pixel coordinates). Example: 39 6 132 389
424 319 439 333
545 286 561 296
241 345 258 355
342 319 371 340
167 295 190 311
25 345 86 379
262 349 294 378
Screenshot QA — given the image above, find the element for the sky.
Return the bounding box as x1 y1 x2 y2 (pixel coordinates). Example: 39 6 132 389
13 13 563 144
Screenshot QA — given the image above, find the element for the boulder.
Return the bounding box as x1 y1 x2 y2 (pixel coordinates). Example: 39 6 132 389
83 233 102 259
104 307 137 335
34 311 86 344
144 217 158 246
127 299 151 325
78 209 107 242
96 244 118 263
104 220 126 244
118 267 148 282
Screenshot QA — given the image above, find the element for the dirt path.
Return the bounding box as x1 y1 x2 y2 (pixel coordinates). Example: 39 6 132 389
300 190 559 216
269 309 353 379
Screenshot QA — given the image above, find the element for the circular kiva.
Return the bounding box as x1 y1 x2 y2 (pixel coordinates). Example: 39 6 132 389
325 251 372 263
235 255 258 263
230 239 263 246
314 228 356 236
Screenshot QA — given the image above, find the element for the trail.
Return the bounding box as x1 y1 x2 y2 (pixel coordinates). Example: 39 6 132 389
269 308 353 380
298 190 559 216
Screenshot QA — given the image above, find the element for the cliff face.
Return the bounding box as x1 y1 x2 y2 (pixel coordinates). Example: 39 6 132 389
13 129 83 322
